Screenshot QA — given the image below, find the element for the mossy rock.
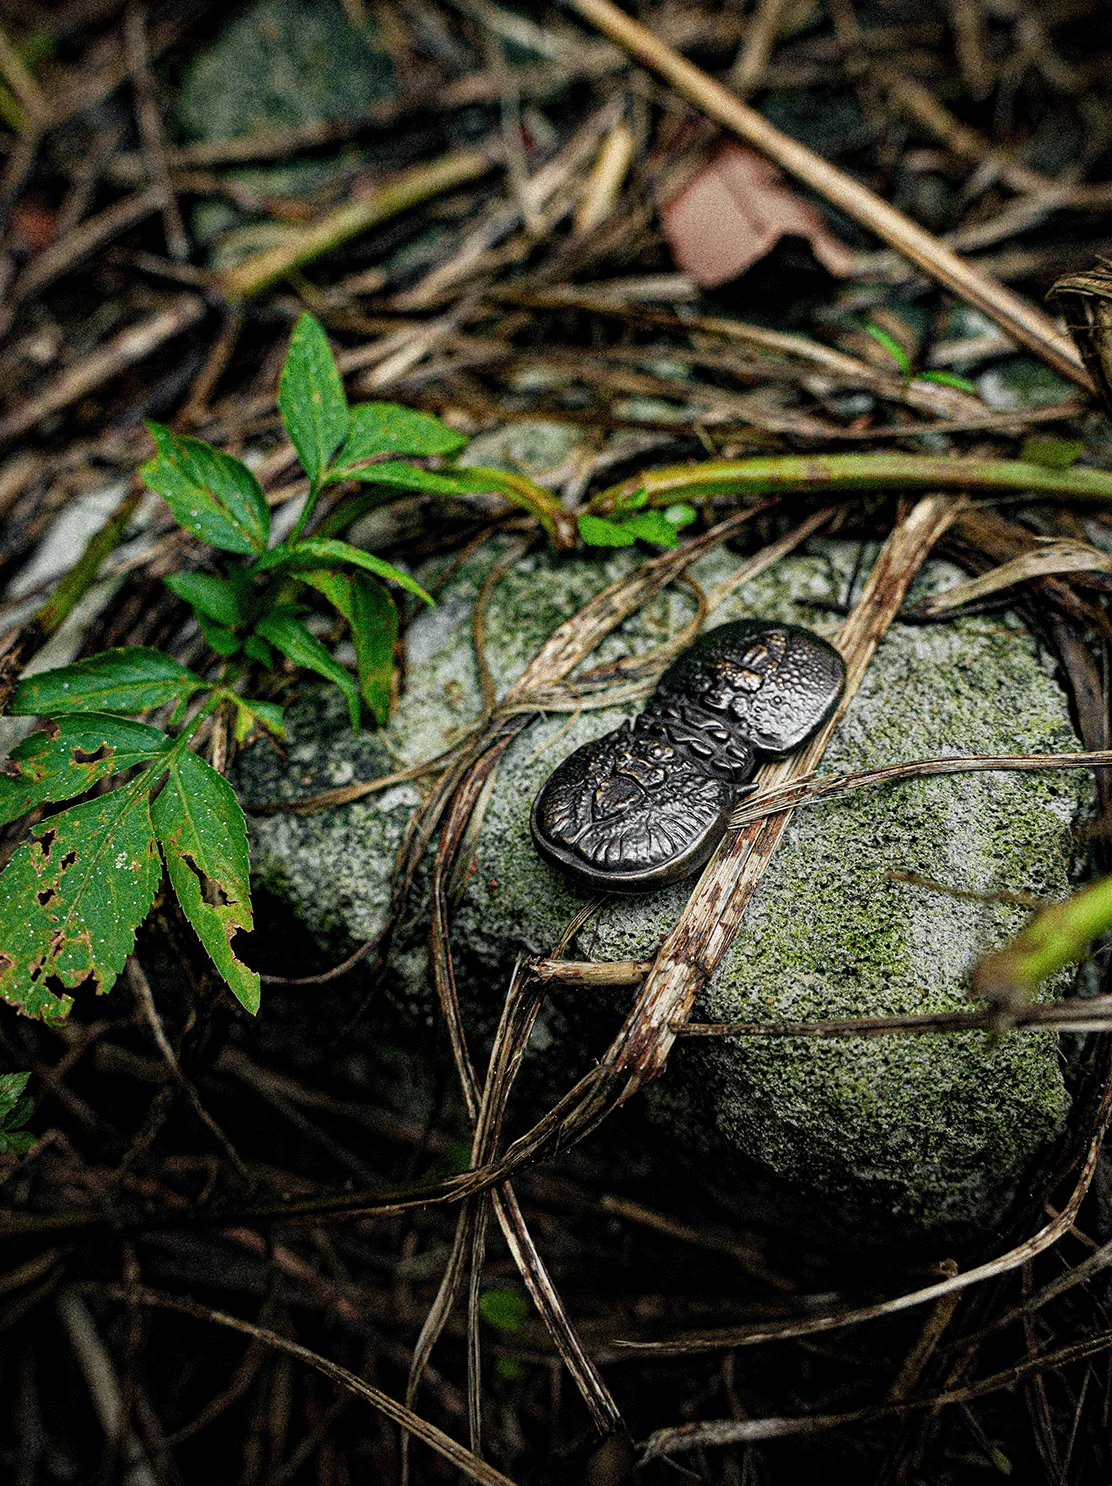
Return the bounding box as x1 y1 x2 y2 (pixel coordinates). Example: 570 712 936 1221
239 537 1086 1245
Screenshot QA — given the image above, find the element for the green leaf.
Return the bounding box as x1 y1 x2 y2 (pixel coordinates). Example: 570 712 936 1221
0 715 169 826
301 570 397 725
198 613 242 657
0 784 162 1021
0 1072 34 1155
152 750 260 1015
243 635 274 667
163 572 244 628
621 510 681 547
479 1288 528 1334
279 312 349 485
255 538 432 603
255 613 361 731
862 321 913 377
141 423 270 556
664 502 698 529
335 460 500 495
330 401 466 476
918 369 979 394
10 648 208 718
1019 437 1085 470
615 486 649 512
577 513 637 547
228 695 286 743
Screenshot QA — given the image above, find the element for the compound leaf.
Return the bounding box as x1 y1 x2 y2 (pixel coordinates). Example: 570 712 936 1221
330 401 465 475
255 537 432 603
255 613 361 732
152 750 259 1015
0 715 169 825
0 785 161 1021
10 648 207 718
0 1072 34 1155
279 312 348 484
142 422 270 555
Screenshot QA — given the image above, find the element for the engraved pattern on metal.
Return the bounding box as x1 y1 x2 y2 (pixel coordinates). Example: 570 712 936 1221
530 619 847 892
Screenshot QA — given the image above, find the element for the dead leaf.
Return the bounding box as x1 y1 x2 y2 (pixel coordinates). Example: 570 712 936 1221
659 142 855 288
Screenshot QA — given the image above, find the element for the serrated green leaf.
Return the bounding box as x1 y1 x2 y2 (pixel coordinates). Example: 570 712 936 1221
330 401 466 476
255 613 361 731
577 513 638 547
10 648 207 718
198 613 242 657
243 634 274 667
229 695 286 743
255 538 432 603
0 715 169 826
152 750 260 1015
164 572 244 627
0 785 161 1021
279 312 349 484
141 423 270 555
0 1072 34 1155
301 570 397 725
336 460 499 495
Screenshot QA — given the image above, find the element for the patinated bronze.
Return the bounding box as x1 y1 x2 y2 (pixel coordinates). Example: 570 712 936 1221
530 619 846 892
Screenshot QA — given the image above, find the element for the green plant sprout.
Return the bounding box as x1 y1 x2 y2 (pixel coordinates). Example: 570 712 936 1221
577 486 697 548
0 312 527 1024
861 319 979 395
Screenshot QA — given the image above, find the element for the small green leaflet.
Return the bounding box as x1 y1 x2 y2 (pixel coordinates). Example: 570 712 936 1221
254 537 432 603
0 785 162 1021
198 613 242 657
164 572 244 627
151 750 260 1015
330 401 466 475
0 1072 35 1155
0 715 168 825
279 312 349 485
918 369 979 394
578 507 691 548
479 1288 528 1333
228 694 286 743
9 648 207 718
300 569 397 724
255 613 361 731
577 513 638 547
862 321 913 377
142 423 270 556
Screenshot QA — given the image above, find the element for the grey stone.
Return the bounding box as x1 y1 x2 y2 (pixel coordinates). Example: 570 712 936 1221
239 537 1087 1243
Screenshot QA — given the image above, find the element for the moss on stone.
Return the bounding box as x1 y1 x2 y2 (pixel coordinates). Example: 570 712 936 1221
239 537 1087 1241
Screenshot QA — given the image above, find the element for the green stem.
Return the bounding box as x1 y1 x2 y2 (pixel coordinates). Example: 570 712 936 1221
589 454 1112 513
286 476 320 547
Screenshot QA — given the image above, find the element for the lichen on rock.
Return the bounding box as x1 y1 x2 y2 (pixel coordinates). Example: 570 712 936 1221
239 535 1088 1244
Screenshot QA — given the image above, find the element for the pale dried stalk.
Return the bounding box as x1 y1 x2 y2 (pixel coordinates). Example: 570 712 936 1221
903 539 1112 618
568 0 1092 392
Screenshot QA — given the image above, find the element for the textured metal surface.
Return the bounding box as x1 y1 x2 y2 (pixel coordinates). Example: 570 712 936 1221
531 619 846 892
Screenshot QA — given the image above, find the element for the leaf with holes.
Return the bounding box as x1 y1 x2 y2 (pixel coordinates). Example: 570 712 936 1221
279 311 349 484
255 537 432 603
10 648 208 719
142 423 270 555
300 569 397 724
0 1072 34 1155
0 784 162 1021
0 714 169 825
255 613 361 732
152 750 259 1014
329 401 466 477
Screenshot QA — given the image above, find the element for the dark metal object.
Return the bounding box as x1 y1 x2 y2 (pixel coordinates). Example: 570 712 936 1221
530 619 846 892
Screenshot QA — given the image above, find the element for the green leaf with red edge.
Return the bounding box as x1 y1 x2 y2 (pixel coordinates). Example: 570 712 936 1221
0 782 162 1022
152 750 259 1015
255 613 361 732
142 422 270 555
0 714 169 826
279 312 349 485
254 537 432 603
9 648 207 718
